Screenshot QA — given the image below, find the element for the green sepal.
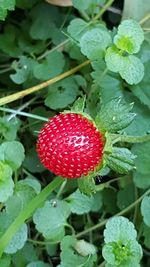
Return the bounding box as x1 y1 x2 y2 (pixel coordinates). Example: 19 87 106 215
78 172 96 196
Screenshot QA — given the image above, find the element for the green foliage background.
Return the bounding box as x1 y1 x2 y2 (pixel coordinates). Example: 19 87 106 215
0 0 150 266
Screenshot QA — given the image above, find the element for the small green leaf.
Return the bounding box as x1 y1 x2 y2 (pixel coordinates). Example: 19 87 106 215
5 223 28 254
133 172 150 189
95 98 135 133
71 96 86 113
33 200 70 241
45 76 79 110
0 0 15 21
77 172 96 196
66 189 94 214
10 56 37 84
117 183 135 210
13 243 38 266
0 141 25 171
80 27 112 60
74 240 97 256
0 162 14 202
105 147 136 174
67 18 88 41
114 19 144 54
33 51 65 81
131 141 150 174
141 196 150 227
0 117 20 141
26 261 50 267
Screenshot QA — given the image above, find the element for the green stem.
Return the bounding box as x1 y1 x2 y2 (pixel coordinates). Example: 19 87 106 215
93 0 115 21
98 261 105 267
0 107 48 122
76 187 150 238
0 177 63 257
0 67 12 74
140 11 150 25
56 179 67 199
111 134 150 144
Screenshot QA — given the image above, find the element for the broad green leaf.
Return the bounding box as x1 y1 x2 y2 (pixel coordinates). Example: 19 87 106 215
13 243 38 267
10 56 37 84
114 19 144 54
105 147 136 174
117 183 135 210
33 200 70 241
141 196 150 227
0 162 14 202
71 0 93 11
26 261 50 267
80 27 112 60
131 141 150 175
67 18 88 41
0 0 15 21
23 147 44 173
6 183 37 218
0 255 11 267
143 225 150 249
95 98 135 133
0 116 20 141
133 172 150 189
19 177 41 194
0 141 25 171
33 51 65 81
45 76 79 110
66 189 94 214
105 46 144 84
5 223 28 254
0 25 21 57
104 216 137 244
130 60 150 109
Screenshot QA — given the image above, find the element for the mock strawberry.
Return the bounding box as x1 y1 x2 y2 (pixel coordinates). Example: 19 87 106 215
36 113 104 178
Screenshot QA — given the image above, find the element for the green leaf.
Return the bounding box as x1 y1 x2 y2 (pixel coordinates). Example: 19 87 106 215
66 189 94 214
0 116 20 141
19 177 41 194
0 162 14 203
6 183 37 218
13 243 38 266
102 216 142 266
95 98 135 133
141 196 150 227
71 96 86 113
103 188 118 215
4 223 27 254
72 0 93 11
33 51 65 81
16 0 37 9
0 254 11 267
117 183 135 210
74 239 97 256
143 225 150 249
10 56 37 84
130 60 150 109
133 172 150 189
0 0 15 21
23 147 44 173
114 19 144 54
26 261 50 267
131 141 150 175
105 147 136 174
105 46 144 85
0 141 25 171
67 18 88 41
80 27 112 60
77 172 96 196
45 76 79 110
33 200 70 241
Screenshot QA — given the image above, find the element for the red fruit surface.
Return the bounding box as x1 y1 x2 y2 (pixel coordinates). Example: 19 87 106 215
36 113 104 178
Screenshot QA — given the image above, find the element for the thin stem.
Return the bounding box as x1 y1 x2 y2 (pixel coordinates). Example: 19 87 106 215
93 0 115 21
111 134 150 144
76 187 150 238
0 107 48 122
56 179 67 199
140 11 150 25
0 67 12 74
98 261 105 267
0 60 90 106
38 39 69 60
0 177 63 257
28 238 59 246
133 187 138 225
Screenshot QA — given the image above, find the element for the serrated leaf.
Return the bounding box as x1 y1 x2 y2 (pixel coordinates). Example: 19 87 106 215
5 223 28 254
45 76 79 110
95 98 135 133
0 141 25 171
33 200 70 241
67 18 88 42
33 51 65 81
105 46 144 85
80 27 112 60
10 56 37 84
105 147 136 174
0 116 20 141
0 162 14 202
141 196 150 227
66 189 94 214
19 177 41 194
114 19 144 54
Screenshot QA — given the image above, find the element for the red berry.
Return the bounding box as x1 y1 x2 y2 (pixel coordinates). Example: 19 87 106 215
36 113 104 178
